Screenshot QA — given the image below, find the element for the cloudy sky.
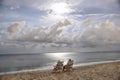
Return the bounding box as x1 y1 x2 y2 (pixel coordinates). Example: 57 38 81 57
0 0 120 53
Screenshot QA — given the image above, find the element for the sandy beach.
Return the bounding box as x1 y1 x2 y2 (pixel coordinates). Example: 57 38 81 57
0 61 120 80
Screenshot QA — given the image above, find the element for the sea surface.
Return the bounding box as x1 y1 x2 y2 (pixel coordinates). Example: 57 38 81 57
0 51 120 73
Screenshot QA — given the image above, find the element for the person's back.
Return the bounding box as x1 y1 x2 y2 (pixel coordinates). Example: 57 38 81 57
56 60 63 66
63 59 74 72
67 59 73 67
54 60 63 72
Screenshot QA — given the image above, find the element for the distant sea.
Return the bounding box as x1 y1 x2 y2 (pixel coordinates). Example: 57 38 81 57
0 51 120 73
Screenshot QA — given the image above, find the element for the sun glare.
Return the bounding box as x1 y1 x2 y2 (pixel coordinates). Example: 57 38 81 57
51 2 70 15
45 52 72 59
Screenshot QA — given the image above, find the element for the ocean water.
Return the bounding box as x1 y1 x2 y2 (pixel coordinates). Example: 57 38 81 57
0 51 120 73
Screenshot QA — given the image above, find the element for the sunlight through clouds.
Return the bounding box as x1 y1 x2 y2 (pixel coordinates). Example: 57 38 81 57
50 2 74 15
0 0 120 53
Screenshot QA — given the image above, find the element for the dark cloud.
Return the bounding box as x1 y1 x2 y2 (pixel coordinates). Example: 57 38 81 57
0 0 3 6
118 0 120 6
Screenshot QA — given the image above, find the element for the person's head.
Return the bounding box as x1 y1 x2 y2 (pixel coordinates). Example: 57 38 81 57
57 60 60 62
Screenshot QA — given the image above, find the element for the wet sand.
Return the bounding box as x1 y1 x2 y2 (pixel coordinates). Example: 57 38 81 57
0 61 120 80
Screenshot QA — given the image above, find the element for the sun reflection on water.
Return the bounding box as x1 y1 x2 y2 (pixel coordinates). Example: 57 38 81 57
45 52 73 59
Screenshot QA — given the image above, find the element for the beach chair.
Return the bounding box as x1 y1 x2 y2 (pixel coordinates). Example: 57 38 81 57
52 60 64 73
63 59 74 72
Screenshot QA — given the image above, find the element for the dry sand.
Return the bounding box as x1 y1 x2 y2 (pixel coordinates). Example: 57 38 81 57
0 61 120 80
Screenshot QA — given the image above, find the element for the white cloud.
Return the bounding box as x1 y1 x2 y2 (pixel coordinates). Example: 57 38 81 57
81 21 120 45
16 19 71 42
40 14 66 22
82 18 94 26
7 21 26 33
15 19 120 47
1 15 120 48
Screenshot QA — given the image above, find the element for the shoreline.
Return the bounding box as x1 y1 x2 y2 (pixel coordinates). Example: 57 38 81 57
0 60 120 80
0 60 120 75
